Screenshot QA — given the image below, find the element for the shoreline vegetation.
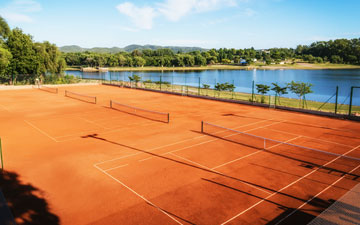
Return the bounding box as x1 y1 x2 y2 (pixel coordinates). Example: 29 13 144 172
66 63 360 72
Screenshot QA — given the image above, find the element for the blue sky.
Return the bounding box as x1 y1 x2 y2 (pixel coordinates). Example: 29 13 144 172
0 0 359 49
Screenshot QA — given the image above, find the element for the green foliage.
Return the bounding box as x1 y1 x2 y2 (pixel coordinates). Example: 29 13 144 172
128 74 141 85
256 84 271 103
286 81 313 108
0 18 66 84
271 83 288 104
202 84 210 89
42 74 80 84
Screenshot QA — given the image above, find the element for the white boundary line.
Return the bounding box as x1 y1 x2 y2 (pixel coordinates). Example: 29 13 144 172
104 164 129 172
24 120 58 142
274 162 360 225
93 164 183 224
220 144 360 225
80 117 110 129
0 104 10 112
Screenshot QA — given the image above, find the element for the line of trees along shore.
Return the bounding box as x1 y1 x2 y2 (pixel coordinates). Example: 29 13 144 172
64 39 360 67
1 15 360 84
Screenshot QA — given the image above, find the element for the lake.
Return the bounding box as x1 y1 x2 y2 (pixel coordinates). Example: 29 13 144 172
65 69 360 106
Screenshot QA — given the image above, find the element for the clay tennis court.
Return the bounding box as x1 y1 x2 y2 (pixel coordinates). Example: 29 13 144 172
0 83 359 225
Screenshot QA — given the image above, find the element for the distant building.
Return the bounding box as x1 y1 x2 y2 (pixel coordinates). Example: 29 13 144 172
240 59 247 65
279 61 285 65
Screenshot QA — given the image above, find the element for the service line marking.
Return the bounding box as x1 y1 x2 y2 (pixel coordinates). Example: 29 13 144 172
220 144 360 225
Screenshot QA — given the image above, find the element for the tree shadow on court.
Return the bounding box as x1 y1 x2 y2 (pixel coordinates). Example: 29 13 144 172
0 170 60 225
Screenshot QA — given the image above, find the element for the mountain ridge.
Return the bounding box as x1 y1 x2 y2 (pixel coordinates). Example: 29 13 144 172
60 44 207 53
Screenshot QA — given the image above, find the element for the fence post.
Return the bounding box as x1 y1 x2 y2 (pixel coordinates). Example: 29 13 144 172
0 138 3 171
160 75 162 91
251 81 255 102
349 86 354 116
335 86 339 114
232 80 235 99
198 77 201 95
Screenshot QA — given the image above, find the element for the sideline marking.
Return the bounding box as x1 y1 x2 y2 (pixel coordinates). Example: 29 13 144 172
220 145 360 225
274 160 360 225
24 120 58 142
94 164 183 225
0 104 10 112
104 164 129 172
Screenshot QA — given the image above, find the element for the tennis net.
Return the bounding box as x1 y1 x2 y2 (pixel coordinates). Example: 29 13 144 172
201 121 360 162
65 90 97 104
110 100 169 123
39 85 58 94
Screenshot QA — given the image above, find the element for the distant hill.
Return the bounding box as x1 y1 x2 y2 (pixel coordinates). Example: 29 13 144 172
59 44 207 53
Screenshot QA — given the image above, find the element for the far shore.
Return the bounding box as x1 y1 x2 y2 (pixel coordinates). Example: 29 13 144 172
66 63 360 72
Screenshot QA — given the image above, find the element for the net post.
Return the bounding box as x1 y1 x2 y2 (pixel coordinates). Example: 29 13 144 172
65 90 67 97
349 86 354 116
110 100 112 108
263 138 266 150
167 113 170 123
201 121 204 133
335 86 338 114
95 97 97 104
0 138 3 171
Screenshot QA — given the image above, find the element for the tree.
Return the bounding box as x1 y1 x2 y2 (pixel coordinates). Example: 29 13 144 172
202 84 210 96
271 83 288 105
0 47 12 83
0 16 10 42
286 81 313 108
128 74 141 87
256 84 270 103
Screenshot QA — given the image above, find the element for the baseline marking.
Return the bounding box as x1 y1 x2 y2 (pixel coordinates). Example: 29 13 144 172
220 144 360 225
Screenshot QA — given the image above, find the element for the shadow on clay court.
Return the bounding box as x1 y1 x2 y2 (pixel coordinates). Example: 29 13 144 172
0 170 60 225
82 134 340 211
193 130 360 181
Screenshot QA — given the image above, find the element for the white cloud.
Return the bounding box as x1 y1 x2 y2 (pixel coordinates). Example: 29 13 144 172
1 12 33 23
158 0 237 22
0 0 42 23
116 2 157 30
116 0 239 29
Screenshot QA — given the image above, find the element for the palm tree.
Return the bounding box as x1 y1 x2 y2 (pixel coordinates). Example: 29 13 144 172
256 84 270 103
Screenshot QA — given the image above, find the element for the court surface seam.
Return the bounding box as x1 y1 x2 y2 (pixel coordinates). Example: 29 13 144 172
220 144 360 224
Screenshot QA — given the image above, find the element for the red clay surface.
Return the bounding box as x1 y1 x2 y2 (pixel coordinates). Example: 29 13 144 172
0 84 359 225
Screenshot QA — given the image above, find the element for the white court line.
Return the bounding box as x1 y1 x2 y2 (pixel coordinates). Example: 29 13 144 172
104 164 129 172
274 160 360 225
211 135 302 170
0 104 10 112
263 127 356 148
168 152 212 170
220 144 360 225
95 118 270 166
93 164 183 225
24 120 58 142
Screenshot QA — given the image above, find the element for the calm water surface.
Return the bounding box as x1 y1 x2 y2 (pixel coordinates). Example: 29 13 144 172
65 69 360 106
